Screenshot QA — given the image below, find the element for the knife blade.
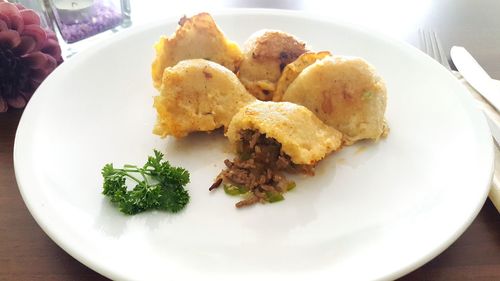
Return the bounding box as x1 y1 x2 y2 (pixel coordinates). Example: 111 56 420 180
450 46 500 112
451 46 500 145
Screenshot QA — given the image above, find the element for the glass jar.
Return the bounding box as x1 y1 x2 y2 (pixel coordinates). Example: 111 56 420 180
46 0 131 43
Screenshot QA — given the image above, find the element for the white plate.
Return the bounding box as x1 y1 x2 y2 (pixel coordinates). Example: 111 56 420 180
14 9 493 281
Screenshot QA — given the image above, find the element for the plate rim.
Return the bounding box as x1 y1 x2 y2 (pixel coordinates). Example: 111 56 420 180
13 8 494 281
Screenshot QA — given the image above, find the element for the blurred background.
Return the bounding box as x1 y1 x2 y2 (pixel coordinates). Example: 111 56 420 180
9 0 498 76
1 0 499 280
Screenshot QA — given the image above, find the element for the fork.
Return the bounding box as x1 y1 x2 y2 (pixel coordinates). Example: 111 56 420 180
418 29 452 70
419 29 500 212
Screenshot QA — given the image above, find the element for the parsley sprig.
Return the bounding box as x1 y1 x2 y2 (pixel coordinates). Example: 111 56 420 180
102 150 190 215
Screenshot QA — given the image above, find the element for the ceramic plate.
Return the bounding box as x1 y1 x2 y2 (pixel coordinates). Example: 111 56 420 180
14 9 493 281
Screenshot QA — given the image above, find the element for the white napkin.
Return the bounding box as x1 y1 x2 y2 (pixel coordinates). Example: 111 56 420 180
454 71 500 212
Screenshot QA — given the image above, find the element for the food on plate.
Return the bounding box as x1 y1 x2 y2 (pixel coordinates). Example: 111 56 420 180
281 55 389 144
153 59 256 138
151 12 243 89
149 13 389 209
237 30 308 101
210 101 343 208
273 51 332 102
101 150 190 215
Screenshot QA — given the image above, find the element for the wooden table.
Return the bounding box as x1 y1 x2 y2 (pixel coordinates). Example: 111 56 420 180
1 0 499 280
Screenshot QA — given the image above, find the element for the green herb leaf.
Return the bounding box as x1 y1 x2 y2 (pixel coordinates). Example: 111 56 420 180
101 150 190 215
223 184 249 196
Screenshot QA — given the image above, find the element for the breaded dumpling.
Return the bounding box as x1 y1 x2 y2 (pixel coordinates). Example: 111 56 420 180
273 51 331 102
237 30 308 101
151 13 243 89
282 56 388 144
213 101 342 208
226 101 343 165
153 59 256 138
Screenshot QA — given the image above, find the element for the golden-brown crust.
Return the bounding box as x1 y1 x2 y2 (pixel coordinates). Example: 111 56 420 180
226 101 343 165
151 13 243 90
237 30 308 101
282 56 388 144
153 59 256 138
273 51 332 102
249 31 307 62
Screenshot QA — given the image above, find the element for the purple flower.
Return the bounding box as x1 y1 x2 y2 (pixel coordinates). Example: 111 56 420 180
0 1 63 112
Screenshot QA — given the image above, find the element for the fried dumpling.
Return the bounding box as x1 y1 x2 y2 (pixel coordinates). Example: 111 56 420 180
273 51 331 102
237 30 308 101
212 100 342 208
153 59 256 138
226 101 343 165
282 56 388 144
151 13 243 89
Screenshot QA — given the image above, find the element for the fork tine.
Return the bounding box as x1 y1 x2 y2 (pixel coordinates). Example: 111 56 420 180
418 30 426 55
431 31 451 70
418 29 430 56
419 29 435 60
419 29 451 70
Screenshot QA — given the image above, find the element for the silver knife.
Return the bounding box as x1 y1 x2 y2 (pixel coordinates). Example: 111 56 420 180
450 46 500 144
450 46 500 111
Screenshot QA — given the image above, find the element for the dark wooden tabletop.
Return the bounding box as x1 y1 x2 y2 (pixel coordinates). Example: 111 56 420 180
1 0 499 280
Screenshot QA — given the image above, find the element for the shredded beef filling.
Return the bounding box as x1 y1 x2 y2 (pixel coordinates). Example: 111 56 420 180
210 130 315 208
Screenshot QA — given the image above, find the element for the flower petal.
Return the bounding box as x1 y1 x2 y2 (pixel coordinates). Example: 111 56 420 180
0 2 24 33
45 55 57 72
20 9 40 26
0 9 11 29
0 29 21 48
30 54 57 83
42 30 64 64
30 68 49 82
46 29 57 41
17 79 37 96
0 19 7 32
20 88 34 100
41 38 62 62
6 95 26 109
14 3 26 10
21 24 47 51
13 35 36 56
22 51 48 69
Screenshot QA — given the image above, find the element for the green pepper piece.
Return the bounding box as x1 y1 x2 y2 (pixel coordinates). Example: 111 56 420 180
237 185 249 194
224 184 249 196
224 184 241 196
287 181 296 191
266 192 285 203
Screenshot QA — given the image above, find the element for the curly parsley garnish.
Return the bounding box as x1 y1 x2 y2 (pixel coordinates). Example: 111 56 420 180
101 150 190 215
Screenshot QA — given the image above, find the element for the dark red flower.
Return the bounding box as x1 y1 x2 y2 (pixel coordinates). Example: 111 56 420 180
0 1 63 112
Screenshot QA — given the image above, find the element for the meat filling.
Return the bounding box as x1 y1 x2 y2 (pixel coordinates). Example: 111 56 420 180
211 130 315 208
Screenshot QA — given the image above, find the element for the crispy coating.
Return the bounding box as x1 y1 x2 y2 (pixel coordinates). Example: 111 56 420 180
273 51 332 102
282 56 388 144
153 59 256 138
237 30 308 101
151 13 243 89
226 101 343 165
